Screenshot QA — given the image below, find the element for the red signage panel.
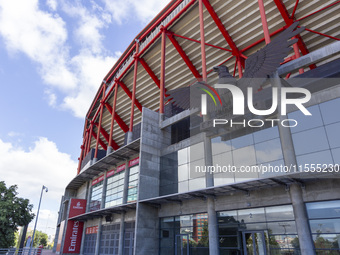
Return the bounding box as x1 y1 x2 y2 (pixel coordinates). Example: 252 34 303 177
116 164 126 173
86 226 98 234
129 157 139 167
92 174 104 186
68 199 87 219
63 220 84 253
107 169 115 178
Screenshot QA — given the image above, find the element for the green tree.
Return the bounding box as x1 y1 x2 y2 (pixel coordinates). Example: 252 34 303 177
0 181 35 248
25 230 48 248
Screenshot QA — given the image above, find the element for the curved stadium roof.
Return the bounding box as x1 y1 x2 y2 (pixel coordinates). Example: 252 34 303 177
77 0 340 174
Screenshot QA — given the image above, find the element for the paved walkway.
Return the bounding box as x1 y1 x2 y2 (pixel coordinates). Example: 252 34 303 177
41 250 55 255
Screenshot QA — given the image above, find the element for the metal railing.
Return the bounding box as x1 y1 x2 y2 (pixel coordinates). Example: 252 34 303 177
0 248 42 255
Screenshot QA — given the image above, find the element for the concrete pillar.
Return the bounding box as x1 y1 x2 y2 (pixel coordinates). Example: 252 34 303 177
123 161 130 204
289 184 315 254
86 182 92 213
272 72 315 254
127 131 133 144
202 115 218 254
101 171 108 209
118 212 126 255
92 158 97 164
94 218 102 255
207 197 219 255
106 146 113 156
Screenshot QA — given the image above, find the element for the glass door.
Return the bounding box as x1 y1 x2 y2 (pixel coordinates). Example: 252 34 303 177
242 231 267 255
175 234 189 255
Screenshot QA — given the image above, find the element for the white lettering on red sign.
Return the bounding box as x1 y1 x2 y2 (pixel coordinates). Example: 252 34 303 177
129 157 139 167
68 221 79 252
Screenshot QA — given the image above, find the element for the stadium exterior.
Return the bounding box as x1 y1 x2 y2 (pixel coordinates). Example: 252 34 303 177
54 0 340 254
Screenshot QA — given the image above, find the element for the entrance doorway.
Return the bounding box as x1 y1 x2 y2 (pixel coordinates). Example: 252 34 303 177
175 234 189 255
242 231 267 255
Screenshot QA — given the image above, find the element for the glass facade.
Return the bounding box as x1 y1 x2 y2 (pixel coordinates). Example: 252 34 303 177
90 177 104 212
306 200 340 254
289 98 340 170
160 213 209 255
160 205 300 255
105 169 125 208
127 164 139 203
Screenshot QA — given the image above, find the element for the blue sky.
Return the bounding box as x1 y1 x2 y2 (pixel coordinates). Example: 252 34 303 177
0 0 169 238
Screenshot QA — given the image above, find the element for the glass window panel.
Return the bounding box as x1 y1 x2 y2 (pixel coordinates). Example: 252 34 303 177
265 205 294 221
255 138 283 164
241 223 267 231
233 146 256 168
178 148 188 166
267 221 297 234
231 133 254 149
332 148 340 164
312 234 340 250
238 208 265 223
212 136 232 155
178 181 188 193
219 236 238 248
214 172 235 186
188 177 205 191
253 126 279 143
289 105 323 133
326 123 340 149
297 150 334 169
292 127 330 155
307 200 340 219
320 98 340 125
213 152 233 167
161 217 174 228
268 234 299 251
189 159 205 179
258 159 285 178
310 219 340 234
178 164 189 182
190 142 204 161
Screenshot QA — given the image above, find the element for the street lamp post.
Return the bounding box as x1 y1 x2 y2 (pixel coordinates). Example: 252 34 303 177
29 185 48 254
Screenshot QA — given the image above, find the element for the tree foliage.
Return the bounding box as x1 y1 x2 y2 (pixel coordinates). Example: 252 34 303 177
0 181 35 248
25 230 48 248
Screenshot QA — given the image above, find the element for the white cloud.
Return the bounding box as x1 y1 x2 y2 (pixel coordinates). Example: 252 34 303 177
0 0 169 118
103 0 169 25
46 0 57 11
8 131 24 137
0 137 77 235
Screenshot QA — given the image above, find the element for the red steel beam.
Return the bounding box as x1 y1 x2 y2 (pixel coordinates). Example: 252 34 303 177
91 131 107 151
258 0 271 44
199 0 207 81
104 102 129 133
296 1 340 22
129 42 139 132
118 81 143 112
86 85 104 120
108 83 119 149
167 33 202 79
171 32 232 52
94 122 120 150
139 58 161 89
291 0 299 19
202 0 240 57
241 26 286 52
94 99 105 159
160 27 166 114
303 27 340 41
273 0 316 69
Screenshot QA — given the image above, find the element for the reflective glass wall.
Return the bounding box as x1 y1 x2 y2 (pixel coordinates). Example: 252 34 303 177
289 98 340 169
306 200 340 254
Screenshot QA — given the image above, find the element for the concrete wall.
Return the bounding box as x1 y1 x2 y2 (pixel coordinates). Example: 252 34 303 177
158 179 340 218
134 108 170 255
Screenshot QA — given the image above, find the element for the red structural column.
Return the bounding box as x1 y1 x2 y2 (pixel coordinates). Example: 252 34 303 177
94 84 106 160
199 0 207 81
160 26 166 115
258 0 271 44
129 41 139 134
108 82 119 151
87 123 93 154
